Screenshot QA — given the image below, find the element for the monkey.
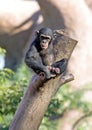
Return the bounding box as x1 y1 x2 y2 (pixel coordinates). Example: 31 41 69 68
25 27 68 79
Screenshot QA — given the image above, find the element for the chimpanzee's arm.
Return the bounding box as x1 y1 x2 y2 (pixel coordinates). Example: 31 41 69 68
25 45 51 78
25 46 42 69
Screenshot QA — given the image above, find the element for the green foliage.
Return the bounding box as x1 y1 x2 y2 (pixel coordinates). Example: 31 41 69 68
77 122 91 130
0 68 14 85
0 47 6 55
39 117 58 130
40 84 92 130
0 59 92 130
0 64 31 130
1 66 92 130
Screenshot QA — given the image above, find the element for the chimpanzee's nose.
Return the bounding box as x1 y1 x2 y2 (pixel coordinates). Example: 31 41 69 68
43 40 46 44
43 41 45 43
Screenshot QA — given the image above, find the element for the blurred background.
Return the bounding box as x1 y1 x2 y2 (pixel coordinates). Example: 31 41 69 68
0 0 92 130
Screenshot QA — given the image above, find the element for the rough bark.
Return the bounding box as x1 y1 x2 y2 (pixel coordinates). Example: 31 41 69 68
9 74 74 130
37 0 92 87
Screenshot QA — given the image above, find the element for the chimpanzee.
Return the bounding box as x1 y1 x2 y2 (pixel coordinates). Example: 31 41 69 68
25 27 68 79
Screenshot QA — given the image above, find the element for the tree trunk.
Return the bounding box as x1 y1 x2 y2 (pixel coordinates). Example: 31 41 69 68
9 74 74 130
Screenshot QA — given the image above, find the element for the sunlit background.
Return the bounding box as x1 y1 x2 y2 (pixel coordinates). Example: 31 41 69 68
0 55 5 69
0 0 92 130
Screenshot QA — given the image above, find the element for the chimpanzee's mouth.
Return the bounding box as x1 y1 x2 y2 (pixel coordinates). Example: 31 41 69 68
41 45 47 49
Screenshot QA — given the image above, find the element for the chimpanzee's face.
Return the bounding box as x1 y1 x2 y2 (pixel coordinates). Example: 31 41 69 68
40 34 51 50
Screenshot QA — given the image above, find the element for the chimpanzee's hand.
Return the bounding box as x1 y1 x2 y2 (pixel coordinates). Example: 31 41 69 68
47 66 60 74
47 66 56 77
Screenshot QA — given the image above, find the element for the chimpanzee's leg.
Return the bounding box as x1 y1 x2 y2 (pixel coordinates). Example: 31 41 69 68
51 59 68 75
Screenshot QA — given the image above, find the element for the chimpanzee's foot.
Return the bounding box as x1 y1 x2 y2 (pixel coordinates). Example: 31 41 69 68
54 68 60 74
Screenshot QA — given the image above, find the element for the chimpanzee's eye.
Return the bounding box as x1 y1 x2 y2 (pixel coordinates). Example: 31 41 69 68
40 36 45 39
45 37 50 40
40 35 51 40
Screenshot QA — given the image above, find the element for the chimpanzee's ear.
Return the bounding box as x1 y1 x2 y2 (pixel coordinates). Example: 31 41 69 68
35 30 39 36
53 33 57 37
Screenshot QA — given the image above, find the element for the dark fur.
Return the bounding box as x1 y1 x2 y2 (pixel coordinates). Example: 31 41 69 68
25 28 67 79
